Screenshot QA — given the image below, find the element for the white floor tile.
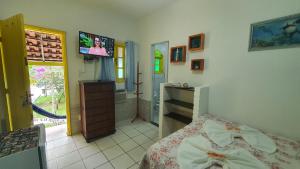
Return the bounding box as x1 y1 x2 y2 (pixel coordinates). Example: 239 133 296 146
46 124 67 142
57 151 81 169
45 121 155 169
47 159 58 169
119 125 134 132
78 144 100 159
146 123 158 129
128 164 139 169
63 161 86 169
111 132 130 144
95 162 114 169
144 130 158 140
127 146 146 162
132 134 151 145
116 120 131 128
75 140 96 149
111 154 135 169
122 129 141 138
46 141 57 150
141 140 155 150
54 136 74 148
119 139 139 152
54 143 77 157
135 125 152 133
46 149 56 161
72 134 86 143
103 145 124 160
95 137 117 150
131 122 147 129
83 153 108 169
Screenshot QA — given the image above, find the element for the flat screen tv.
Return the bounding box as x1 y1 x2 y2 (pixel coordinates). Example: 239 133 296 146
79 31 114 57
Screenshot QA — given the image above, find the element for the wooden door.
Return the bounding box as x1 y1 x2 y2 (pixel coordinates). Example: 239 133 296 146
0 20 10 132
1 14 33 130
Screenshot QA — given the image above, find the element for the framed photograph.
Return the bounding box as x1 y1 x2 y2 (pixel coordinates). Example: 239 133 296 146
249 13 300 51
191 59 205 71
170 46 186 63
189 33 205 51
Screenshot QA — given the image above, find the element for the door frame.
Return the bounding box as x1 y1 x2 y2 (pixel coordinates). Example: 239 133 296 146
150 41 169 125
25 25 72 136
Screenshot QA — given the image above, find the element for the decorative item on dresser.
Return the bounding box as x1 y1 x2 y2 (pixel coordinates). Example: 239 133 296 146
79 80 116 142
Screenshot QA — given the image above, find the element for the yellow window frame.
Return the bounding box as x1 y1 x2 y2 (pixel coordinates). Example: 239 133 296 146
114 42 125 83
24 25 72 136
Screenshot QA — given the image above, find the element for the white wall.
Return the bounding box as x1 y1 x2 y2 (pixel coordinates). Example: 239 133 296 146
138 0 300 139
0 0 138 132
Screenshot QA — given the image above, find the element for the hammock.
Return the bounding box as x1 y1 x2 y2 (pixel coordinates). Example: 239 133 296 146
32 104 66 119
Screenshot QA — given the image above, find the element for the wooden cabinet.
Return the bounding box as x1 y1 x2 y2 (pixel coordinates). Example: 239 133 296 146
79 81 115 142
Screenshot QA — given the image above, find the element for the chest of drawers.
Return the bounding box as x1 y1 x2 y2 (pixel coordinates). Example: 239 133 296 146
79 81 115 142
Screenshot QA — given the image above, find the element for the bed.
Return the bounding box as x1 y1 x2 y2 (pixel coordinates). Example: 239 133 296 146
139 114 300 169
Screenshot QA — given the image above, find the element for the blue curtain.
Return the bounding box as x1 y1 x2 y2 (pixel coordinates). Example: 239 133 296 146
100 57 115 81
126 41 135 91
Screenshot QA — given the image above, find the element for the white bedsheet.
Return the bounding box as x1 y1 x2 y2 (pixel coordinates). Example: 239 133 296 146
178 135 268 169
203 119 277 153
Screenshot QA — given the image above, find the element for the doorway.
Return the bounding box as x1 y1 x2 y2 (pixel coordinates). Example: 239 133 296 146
151 41 169 125
25 25 71 136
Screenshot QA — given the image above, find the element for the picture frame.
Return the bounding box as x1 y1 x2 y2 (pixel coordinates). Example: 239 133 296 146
188 33 205 51
249 13 300 51
191 59 205 71
170 46 186 63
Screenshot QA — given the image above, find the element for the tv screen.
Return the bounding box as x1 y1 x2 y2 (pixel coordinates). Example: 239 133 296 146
79 31 114 57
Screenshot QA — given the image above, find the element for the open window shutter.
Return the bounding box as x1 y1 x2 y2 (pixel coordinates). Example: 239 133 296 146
1 14 33 130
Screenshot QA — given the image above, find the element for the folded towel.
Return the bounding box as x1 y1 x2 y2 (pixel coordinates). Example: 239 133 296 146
177 135 268 169
203 120 276 153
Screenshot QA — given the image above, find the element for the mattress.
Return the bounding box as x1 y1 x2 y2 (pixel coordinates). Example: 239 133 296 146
139 114 300 169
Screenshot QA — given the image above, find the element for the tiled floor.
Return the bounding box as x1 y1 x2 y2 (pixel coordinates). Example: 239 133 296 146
46 120 158 169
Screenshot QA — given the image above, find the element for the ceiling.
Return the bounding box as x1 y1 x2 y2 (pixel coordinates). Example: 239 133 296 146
80 0 177 19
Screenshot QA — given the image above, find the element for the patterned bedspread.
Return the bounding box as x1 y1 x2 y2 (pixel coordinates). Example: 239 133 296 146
139 114 300 169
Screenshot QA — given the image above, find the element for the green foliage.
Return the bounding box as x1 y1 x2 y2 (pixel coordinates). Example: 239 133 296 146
33 95 66 119
29 66 65 96
29 66 66 119
80 33 93 48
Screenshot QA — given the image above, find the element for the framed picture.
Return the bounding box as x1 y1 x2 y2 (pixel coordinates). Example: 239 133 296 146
189 33 205 51
191 59 204 71
249 13 300 51
170 46 186 63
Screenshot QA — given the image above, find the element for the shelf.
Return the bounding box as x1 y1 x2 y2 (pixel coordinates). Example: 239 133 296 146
165 86 195 91
165 99 193 109
165 112 192 124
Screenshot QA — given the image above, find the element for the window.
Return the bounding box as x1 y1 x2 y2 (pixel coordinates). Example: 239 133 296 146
154 49 164 74
114 43 125 83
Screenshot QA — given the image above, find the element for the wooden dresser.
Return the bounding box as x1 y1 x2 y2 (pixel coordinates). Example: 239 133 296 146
79 81 115 142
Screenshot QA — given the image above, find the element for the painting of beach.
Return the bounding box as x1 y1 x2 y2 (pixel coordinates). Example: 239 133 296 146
249 13 300 51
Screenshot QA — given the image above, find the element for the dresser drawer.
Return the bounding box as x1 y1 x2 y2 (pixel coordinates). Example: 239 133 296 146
86 127 115 140
86 120 114 132
84 92 114 101
84 83 114 93
85 113 114 124
84 99 114 109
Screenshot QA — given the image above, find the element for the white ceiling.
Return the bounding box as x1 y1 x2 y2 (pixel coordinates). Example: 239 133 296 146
81 0 177 19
